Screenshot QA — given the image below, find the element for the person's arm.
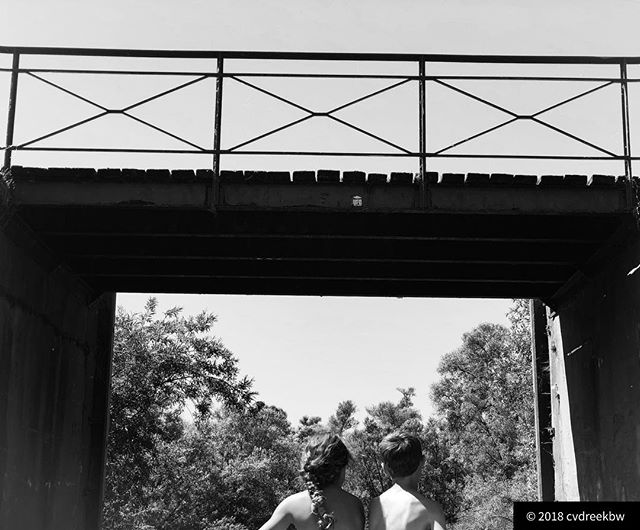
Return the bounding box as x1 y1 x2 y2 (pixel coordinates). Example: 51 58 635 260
258 500 293 530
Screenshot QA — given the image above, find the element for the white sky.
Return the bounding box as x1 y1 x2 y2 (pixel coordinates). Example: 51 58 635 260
3 0 639 423
4 1 640 56
117 294 512 422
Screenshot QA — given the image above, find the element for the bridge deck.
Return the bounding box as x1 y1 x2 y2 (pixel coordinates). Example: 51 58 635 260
8 166 634 299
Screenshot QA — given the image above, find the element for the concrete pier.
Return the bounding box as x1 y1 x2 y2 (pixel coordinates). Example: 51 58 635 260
0 209 115 530
547 223 640 500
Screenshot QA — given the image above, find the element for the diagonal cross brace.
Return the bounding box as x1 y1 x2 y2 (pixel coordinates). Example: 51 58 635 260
15 72 211 151
226 75 414 154
433 79 618 157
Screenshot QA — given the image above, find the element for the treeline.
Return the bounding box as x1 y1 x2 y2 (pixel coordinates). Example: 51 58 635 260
103 299 536 530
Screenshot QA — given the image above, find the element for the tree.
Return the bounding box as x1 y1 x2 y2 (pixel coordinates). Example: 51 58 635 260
420 418 467 523
328 400 358 434
430 300 537 529
431 323 529 476
296 415 323 442
136 405 301 530
103 299 256 530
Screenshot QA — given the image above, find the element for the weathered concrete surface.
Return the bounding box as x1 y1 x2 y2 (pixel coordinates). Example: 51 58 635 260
547 225 640 501
0 213 115 529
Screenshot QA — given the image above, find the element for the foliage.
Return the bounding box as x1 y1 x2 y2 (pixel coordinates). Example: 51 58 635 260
131 406 301 530
452 468 537 530
103 299 257 530
420 418 467 523
296 415 324 442
328 400 358 434
430 299 537 529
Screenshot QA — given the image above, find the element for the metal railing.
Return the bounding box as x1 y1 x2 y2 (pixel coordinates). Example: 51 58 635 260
1 47 639 188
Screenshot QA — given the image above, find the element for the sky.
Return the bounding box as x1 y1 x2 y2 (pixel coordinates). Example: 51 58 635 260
2 0 640 423
3 1 640 56
117 294 512 422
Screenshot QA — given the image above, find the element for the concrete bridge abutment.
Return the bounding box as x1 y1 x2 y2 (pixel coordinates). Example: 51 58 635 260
541 223 640 501
0 202 115 529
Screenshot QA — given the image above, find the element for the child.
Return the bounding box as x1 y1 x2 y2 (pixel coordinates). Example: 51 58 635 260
259 432 364 530
369 432 447 530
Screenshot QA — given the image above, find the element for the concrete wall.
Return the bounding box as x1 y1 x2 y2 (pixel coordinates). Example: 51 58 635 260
547 227 640 501
0 214 115 530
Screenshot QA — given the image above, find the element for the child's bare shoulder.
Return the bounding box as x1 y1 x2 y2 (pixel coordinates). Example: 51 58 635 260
280 491 311 516
377 487 420 511
343 490 362 502
342 489 364 511
412 493 447 528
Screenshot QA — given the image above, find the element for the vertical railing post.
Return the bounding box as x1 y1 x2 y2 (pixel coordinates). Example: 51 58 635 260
620 61 633 210
3 53 20 170
211 54 224 210
418 58 427 209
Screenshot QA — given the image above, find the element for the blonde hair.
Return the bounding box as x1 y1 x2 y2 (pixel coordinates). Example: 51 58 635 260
300 433 350 529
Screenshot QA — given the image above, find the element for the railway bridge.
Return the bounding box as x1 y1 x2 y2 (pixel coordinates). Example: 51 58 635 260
1 47 640 529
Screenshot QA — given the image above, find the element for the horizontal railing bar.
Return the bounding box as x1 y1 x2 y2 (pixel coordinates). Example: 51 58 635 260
229 74 632 82
14 68 416 79
9 146 633 160
228 74 629 82
430 154 627 160
10 68 216 76
12 147 417 156
14 146 213 154
4 68 635 83
2 46 640 64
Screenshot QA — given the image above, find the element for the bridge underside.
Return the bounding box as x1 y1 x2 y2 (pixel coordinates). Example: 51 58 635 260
11 167 633 301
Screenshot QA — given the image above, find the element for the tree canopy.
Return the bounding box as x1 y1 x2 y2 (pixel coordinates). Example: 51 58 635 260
430 299 536 529
104 299 259 530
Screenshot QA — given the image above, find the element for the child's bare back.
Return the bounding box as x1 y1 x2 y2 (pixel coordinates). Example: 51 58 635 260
369 484 446 530
265 489 363 530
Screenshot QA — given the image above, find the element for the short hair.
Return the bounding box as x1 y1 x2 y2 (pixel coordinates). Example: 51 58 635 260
378 432 423 478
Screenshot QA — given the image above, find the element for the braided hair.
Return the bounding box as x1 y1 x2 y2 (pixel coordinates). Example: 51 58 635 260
300 433 351 530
